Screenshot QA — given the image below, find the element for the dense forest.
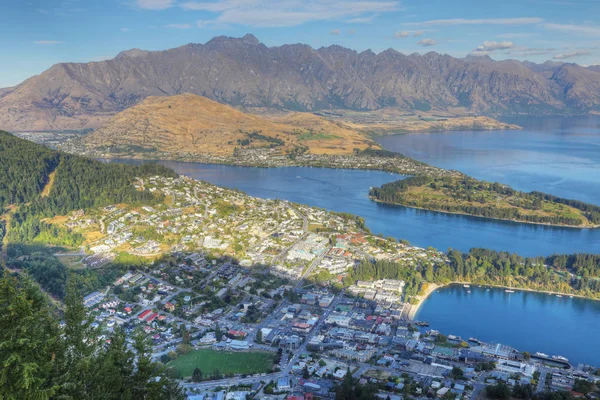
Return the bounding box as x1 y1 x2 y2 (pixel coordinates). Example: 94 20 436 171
344 249 600 301
5 244 124 299
0 131 177 245
370 175 600 226
0 131 60 209
0 274 185 399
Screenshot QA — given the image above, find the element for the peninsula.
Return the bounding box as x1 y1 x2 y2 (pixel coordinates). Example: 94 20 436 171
369 175 600 228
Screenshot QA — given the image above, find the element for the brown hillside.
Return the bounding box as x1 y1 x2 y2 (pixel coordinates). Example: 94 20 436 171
82 94 377 156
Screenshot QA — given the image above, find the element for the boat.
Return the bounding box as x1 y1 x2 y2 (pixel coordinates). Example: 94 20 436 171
556 294 562 298
468 337 480 343
463 284 470 288
415 321 430 327
569 296 574 299
505 278 515 293
552 355 569 362
485 288 490 292
534 352 549 358
467 290 471 293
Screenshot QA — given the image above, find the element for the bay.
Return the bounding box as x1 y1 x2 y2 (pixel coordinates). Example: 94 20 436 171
415 284 600 366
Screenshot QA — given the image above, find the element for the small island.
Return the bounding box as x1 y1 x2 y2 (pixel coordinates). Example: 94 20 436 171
369 175 600 228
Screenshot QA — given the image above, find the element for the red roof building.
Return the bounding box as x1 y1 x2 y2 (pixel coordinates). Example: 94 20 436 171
138 309 152 320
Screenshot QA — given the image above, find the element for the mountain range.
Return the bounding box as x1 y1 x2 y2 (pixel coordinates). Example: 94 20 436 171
2 33 600 132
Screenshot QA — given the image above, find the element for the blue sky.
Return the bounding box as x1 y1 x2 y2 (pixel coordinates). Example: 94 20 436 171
1 0 600 88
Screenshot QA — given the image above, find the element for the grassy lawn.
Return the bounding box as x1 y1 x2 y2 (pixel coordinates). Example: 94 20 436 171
168 349 275 377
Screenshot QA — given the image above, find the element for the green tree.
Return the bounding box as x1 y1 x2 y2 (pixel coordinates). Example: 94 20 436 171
487 382 511 400
302 365 310 379
0 273 186 400
256 328 263 344
215 322 223 341
573 379 595 395
192 367 203 383
0 275 62 400
450 366 464 380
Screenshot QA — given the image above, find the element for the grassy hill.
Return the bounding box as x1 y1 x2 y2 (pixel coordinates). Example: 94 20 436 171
80 93 378 157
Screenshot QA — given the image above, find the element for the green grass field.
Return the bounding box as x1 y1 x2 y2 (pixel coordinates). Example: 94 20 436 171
168 349 275 377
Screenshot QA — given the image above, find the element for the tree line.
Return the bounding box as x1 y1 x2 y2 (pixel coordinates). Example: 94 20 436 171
370 174 599 226
0 273 185 399
343 248 600 301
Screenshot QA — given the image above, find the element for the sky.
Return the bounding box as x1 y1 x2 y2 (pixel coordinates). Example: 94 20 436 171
1 0 600 88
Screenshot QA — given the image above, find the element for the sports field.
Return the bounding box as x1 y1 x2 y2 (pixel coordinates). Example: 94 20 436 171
168 349 275 377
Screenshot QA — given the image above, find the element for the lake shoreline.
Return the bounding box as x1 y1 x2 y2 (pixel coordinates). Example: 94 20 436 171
408 281 600 321
369 197 600 230
100 153 600 230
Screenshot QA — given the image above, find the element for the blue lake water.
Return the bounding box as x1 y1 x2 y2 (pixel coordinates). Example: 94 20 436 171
415 284 600 366
376 115 600 205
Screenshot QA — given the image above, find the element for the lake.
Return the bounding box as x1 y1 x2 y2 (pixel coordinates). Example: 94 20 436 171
415 284 600 366
115 160 600 257
376 115 600 205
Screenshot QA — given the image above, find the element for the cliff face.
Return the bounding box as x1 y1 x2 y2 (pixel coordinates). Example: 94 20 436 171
2 34 600 131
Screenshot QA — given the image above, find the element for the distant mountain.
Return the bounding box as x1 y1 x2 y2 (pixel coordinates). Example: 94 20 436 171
2 34 600 131
80 93 376 156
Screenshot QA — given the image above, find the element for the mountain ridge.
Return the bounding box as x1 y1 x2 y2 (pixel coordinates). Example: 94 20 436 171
2 34 600 131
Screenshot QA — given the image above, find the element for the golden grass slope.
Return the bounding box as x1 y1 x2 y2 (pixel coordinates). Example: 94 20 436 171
83 93 378 156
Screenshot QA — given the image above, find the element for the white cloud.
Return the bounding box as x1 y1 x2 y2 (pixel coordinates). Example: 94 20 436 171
34 40 65 45
544 23 600 36
136 0 175 9
407 17 543 27
181 1 233 11
345 15 377 24
495 33 537 39
165 23 192 29
417 38 436 47
473 41 514 52
120 27 130 32
553 50 591 59
180 0 400 27
412 30 424 37
394 31 409 38
329 29 341 35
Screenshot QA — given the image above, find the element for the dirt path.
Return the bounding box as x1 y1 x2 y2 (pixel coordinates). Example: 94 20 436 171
41 169 57 197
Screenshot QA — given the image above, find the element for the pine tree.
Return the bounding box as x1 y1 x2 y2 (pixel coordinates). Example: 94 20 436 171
0 275 62 400
192 367 203 382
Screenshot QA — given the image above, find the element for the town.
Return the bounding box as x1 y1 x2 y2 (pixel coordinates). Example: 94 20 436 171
51 175 600 400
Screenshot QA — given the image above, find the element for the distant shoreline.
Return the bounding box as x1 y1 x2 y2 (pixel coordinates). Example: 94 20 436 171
101 153 600 230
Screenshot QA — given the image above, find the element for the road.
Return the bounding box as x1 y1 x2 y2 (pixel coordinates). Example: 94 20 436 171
537 367 548 393
272 204 309 264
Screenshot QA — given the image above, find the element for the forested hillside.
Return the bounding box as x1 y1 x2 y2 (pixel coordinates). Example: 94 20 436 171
0 131 177 245
0 274 185 399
